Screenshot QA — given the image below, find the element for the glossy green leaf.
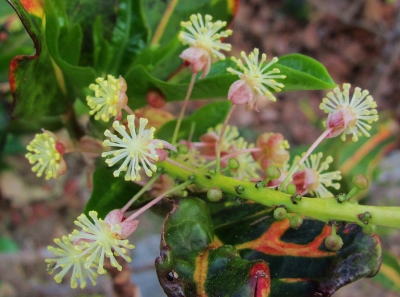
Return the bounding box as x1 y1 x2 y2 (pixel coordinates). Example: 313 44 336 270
275 54 336 91
156 198 271 297
155 101 231 142
124 62 236 110
84 161 143 219
157 197 381 297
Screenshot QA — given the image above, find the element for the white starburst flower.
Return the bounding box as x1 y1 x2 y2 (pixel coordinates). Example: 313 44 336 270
102 115 163 181
46 235 98 289
179 13 232 60
25 131 66 180
86 75 128 122
320 83 379 142
293 152 342 198
69 211 135 274
227 48 286 106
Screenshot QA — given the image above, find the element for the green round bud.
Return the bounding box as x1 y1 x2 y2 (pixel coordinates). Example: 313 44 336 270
207 187 223 202
255 181 264 189
235 185 245 194
336 193 347 203
286 184 296 195
266 165 281 180
177 144 189 154
362 224 376 236
228 158 240 170
273 207 288 221
325 234 343 251
352 174 369 190
289 215 303 229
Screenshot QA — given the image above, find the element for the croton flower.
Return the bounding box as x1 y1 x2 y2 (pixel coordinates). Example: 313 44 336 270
86 75 128 122
179 14 232 78
102 115 174 181
292 152 341 198
227 48 286 110
320 83 379 141
69 211 137 274
25 130 66 180
252 132 290 170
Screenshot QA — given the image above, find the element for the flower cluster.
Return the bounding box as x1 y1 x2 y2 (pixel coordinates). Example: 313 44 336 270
86 75 128 122
179 13 232 78
46 210 138 288
25 130 66 180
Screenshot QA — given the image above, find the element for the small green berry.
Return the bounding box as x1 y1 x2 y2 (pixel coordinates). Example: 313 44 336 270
177 144 189 154
352 174 369 190
266 165 281 180
286 184 296 195
362 224 376 236
273 207 288 221
289 214 303 229
336 193 347 203
325 234 343 251
228 158 239 170
207 187 223 202
235 185 245 194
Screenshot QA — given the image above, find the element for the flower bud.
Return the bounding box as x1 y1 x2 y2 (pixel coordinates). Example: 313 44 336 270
228 80 254 105
352 174 369 190
207 187 223 202
146 89 166 108
179 47 211 78
325 234 343 251
289 214 303 229
105 209 139 239
273 207 287 221
362 224 376 236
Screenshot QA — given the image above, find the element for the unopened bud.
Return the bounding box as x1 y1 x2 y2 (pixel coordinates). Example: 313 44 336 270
325 234 343 251
286 184 296 195
177 144 189 154
273 207 287 221
352 174 369 190
207 187 223 202
228 158 240 170
266 165 281 180
362 224 376 236
146 89 166 108
289 214 303 229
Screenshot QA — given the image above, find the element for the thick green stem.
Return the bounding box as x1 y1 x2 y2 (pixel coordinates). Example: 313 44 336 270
159 161 400 229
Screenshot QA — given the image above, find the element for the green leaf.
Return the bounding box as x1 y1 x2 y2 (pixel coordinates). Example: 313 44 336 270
8 0 96 119
156 101 231 142
157 197 381 296
84 161 143 219
156 198 271 297
124 63 236 109
372 250 400 293
276 54 336 91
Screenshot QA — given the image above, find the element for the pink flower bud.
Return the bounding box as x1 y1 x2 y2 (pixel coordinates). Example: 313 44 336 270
292 169 319 195
105 209 139 239
179 47 211 78
228 80 254 105
325 106 356 138
55 141 65 155
252 133 289 170
146 89 166 108
56 158 67 177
